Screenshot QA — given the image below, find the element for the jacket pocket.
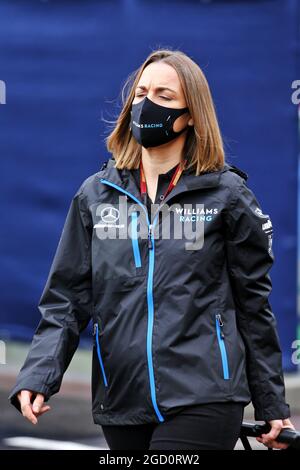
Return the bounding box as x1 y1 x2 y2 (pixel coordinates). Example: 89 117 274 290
93 323 108 387
215 314 230 380
130 211 142 268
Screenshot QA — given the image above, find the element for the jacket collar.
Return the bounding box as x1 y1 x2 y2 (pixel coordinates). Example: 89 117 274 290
99 158 247 205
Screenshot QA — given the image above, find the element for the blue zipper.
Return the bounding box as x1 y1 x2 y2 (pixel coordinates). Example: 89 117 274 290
94 323 108 387
130 211 142 268
215 314 230 380
99 178 164 422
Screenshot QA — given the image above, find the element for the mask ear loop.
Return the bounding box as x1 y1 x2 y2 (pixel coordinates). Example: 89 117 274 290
129 98 145 132
165 110 189 137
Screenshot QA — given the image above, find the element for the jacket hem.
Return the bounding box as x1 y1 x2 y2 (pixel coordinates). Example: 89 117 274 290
93 412 160 426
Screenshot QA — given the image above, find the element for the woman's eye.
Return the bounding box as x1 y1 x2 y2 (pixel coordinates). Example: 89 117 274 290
135 94 171 101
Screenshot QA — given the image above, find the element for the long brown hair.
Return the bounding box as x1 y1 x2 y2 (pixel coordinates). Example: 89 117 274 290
105 48 225 175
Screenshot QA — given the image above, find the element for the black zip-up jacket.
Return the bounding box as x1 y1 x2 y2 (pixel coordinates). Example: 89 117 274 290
8 158 291 425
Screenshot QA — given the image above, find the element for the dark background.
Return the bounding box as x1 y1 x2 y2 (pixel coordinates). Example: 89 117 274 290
0 0 299 370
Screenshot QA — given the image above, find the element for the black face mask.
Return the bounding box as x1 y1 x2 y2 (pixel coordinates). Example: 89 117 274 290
130 96 190 148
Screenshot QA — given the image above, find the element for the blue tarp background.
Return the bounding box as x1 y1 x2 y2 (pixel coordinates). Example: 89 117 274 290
0 0 299 369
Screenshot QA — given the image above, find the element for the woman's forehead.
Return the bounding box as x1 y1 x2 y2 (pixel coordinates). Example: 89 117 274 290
138 63 181 90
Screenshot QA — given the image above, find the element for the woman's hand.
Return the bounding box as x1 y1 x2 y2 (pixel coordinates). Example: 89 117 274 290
256 418 295 449
17 390 51 425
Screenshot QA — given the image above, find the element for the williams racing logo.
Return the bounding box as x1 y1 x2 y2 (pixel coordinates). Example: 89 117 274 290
262 219 273 234
254 206 273 255
132 120 163 129
261 218 273 255
254 207 270 219
175 206 219 222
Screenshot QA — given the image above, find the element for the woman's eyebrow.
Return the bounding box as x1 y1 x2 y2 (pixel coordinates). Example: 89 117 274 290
136 85 177 94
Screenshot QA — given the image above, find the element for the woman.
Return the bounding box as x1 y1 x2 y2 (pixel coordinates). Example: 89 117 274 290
9 48 294 450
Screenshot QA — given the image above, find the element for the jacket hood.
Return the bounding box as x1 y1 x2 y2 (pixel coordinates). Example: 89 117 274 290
98 157 248 196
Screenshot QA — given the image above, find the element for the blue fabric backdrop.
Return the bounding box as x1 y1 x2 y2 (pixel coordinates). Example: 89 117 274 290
0 0 299 369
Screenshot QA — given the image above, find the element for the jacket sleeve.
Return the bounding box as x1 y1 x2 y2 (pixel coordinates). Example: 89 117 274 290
224 179 291 422
8 186 93 412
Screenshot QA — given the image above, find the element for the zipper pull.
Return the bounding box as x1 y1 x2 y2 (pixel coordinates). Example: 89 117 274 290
93 323 98 336
148 224 153 249
216 314 225 339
